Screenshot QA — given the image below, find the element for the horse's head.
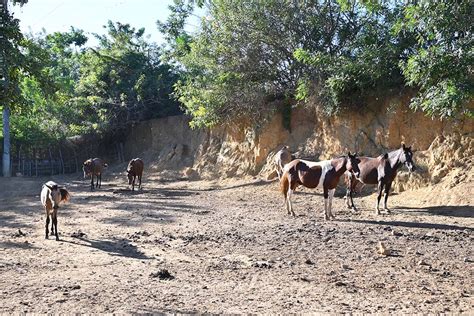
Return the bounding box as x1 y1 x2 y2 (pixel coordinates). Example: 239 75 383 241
126 169 134 185
401 144 416 172
83 160 92 178
346 152 361 178
45 184 61 209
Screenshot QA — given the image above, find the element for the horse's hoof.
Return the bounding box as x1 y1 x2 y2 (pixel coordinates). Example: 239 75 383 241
351 207 358 212
384 208 391 214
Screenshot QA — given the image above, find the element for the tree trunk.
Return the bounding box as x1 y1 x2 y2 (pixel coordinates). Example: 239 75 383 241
2 106 11 177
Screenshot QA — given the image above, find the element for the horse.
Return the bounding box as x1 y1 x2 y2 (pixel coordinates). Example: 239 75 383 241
40 181 70 241
280 153 361 220
83 158 108 191
344 143 416 214
274 146 295 180
127 158 144 191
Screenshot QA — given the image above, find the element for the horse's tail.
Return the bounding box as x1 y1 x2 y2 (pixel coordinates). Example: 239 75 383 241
280 172 289 199
59 188 70 203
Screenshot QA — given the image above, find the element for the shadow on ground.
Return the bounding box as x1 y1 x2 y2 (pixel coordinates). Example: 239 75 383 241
63 236 150 259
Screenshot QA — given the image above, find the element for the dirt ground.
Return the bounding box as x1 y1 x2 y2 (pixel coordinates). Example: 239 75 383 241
0 170 472 314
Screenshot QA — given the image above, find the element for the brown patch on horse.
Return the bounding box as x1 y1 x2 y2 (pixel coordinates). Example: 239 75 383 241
296 162 322 189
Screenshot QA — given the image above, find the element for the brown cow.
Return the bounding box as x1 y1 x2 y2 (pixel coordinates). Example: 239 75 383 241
83 158 108 191
127 158 144 191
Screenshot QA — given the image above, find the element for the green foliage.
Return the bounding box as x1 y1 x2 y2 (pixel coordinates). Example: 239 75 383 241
160 0 472 127
75 21 181 132
397 0 473 118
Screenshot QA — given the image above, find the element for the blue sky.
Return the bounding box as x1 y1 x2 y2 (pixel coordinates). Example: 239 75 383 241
10 0 203 45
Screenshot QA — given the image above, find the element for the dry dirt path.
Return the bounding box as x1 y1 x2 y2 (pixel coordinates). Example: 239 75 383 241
0 172 472 313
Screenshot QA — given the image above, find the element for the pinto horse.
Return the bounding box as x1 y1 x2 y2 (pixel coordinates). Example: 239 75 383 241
345 144 416 214
83 158 108 191
40 181 70 241
280 153 360 220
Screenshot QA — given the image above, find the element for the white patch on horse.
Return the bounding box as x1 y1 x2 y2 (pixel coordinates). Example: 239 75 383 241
298 159 334 189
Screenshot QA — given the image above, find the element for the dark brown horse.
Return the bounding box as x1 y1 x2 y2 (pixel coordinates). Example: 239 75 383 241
345 144 416 214
280 153 360 220
127 158 144 191
83 158 108 191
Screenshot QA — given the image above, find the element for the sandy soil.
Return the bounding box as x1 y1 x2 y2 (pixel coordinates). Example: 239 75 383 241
0 171 472 314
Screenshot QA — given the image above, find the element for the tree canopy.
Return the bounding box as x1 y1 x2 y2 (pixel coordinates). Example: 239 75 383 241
159 0 473 127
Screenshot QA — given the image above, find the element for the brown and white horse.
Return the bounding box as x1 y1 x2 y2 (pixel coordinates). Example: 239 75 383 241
345 144 416 214
127 158 144 191
40 181 70 241
83 158 108 191
280 153 360 220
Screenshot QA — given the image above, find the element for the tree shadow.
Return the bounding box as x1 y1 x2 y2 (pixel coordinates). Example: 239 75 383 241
210 179 270 191
340 218 473 231
62 236 150 259
0 240 39 250
394 205 473 218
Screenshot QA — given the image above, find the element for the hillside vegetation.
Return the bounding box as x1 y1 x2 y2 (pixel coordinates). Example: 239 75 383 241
1 0 473 145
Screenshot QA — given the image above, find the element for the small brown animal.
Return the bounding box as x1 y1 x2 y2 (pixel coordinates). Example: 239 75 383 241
40 181 70 241
83 158 108 191
127 158 144 191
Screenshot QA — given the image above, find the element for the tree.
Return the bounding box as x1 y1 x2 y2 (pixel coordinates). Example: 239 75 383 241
1 0 28 176
396 0 473 118
75 21 181 134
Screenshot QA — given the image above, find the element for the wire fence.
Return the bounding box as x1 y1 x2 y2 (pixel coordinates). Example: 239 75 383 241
0 137 126 177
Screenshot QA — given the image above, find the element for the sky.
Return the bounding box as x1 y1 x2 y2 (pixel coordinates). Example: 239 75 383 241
10 0 202 45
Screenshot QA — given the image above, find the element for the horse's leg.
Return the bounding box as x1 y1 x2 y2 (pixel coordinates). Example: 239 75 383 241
287 187 295 216
139 174 142 190
52 210 59 241
323 187 329 220
45 209 50 239
96 173 100 188
90 174 94 191
349 177 358 211
376 181 384 215
383 182 392 213
50 215 55 235
328 188 336 219
132 175 135 191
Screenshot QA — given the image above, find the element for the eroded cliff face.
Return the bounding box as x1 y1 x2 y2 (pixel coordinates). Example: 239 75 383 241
123 98 473 198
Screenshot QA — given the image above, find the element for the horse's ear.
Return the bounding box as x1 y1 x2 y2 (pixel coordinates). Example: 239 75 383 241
402 143 406 149
347 151 352 157
45 184 53 190
408 146 412 151
383 153 389 159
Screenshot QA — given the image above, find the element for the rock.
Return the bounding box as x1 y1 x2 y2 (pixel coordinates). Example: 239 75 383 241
378 242 391 256
418 260 430 266
391 230 402 236
341 264 352 270
305 259 314 265
150 269 174 280
183 167 200 180
252 261 272 269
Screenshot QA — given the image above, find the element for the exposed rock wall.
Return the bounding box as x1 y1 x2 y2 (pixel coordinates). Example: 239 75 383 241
123 98 473 195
